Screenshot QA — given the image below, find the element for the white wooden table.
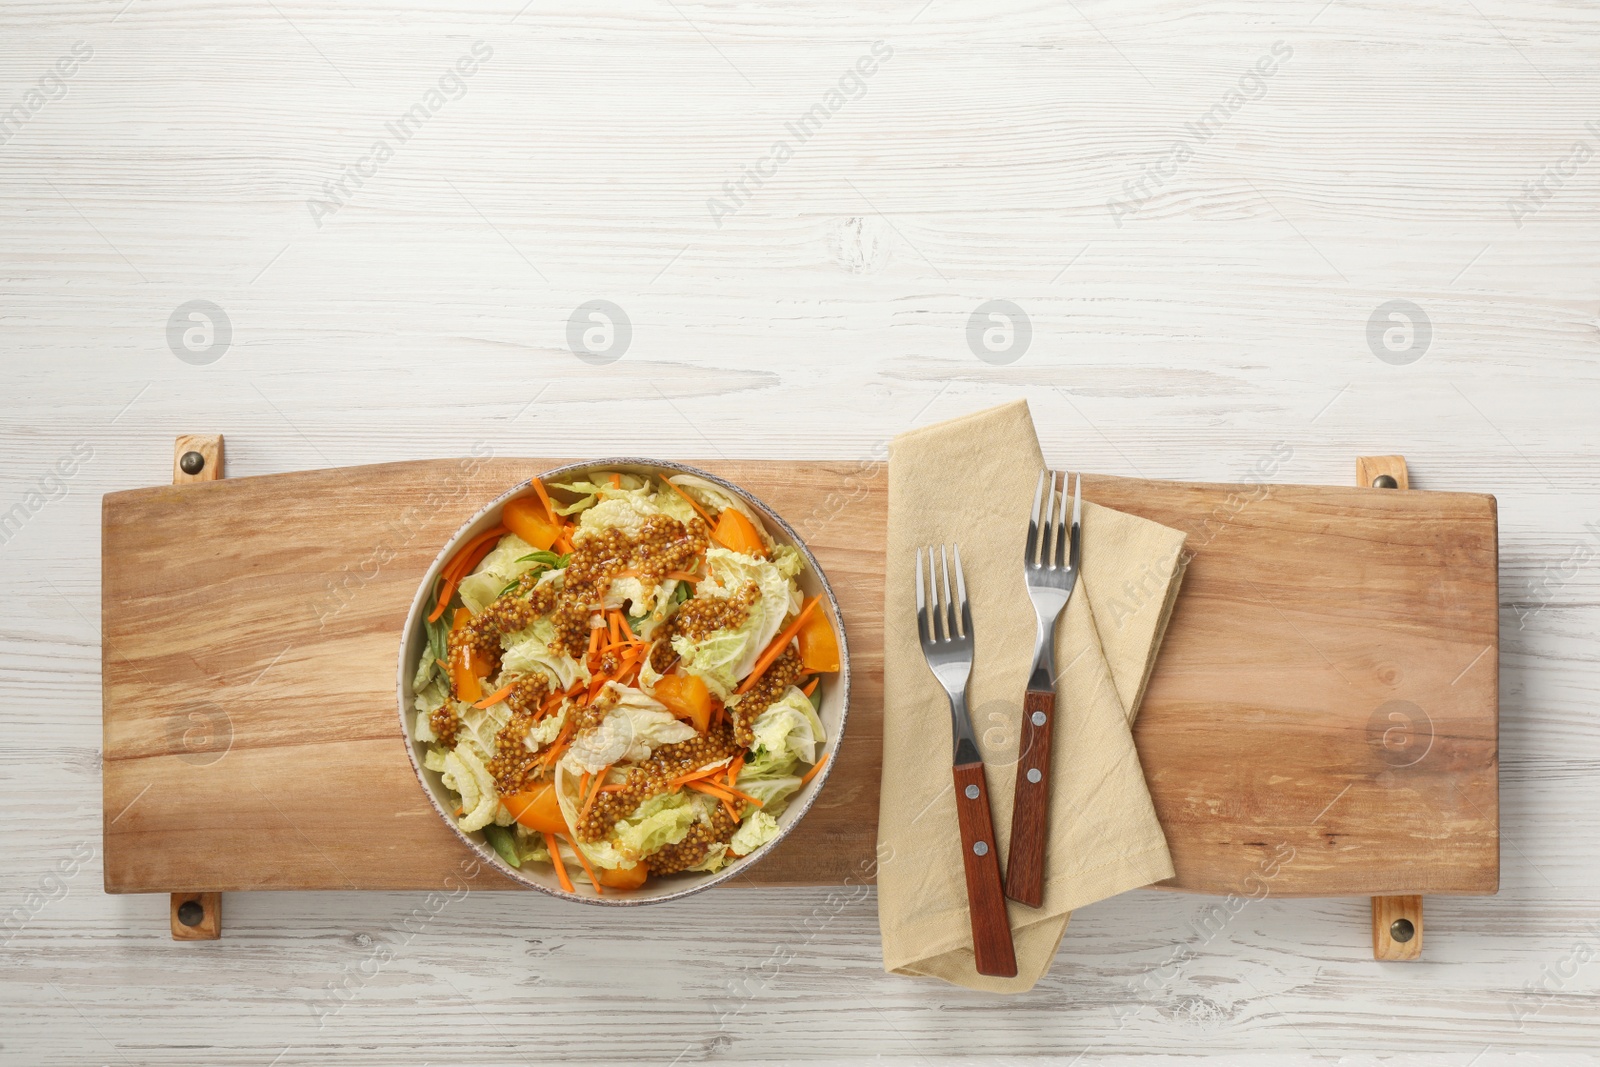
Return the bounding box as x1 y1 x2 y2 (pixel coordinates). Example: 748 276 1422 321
2 0 1597 1063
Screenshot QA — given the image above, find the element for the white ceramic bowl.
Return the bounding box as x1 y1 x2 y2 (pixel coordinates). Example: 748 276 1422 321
397 459 850 905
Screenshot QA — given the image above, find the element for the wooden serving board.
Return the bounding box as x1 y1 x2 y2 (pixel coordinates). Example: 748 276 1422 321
102 459 1498 898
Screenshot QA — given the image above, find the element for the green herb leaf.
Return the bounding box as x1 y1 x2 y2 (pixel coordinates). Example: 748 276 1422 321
426 614 450 664
483 824 521 868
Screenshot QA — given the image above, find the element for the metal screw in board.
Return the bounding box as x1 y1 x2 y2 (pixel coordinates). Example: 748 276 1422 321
1390 918 1415 943
177 900 205 927
179 451 206 476
1372 474 1399 489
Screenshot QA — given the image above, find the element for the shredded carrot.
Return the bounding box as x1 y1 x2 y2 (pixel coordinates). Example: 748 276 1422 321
608 611 621 646
799 752 830 785
669 762 728 788
609 472 622 489
802 677 819 698
587 625 602 658
735 596 820 695
618 613 636 642
543 832 574 892
530 478 559 525
427 580 458 623
664 571 700 584
720 782 765 806
615 649 644 684
577 771 591 808
542 717 576 767
721 797 739 822
427 525 510 622
666 478 715 526
599 784 628 793
565 679 585 697
555 535 574 554
563 833 604 895
580 767 609 824
726 753 745 789
540 690 565 716
454 806 464 817
473 681 517 709
686 780 734 800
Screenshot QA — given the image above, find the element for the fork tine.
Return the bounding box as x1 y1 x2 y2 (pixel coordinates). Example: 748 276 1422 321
952 542 970 639
1053 470 1070 569
1043 467 1068 566
1043 469 1061 569
1067 473 1082 569
921 547 934 639
934 547 947 639
1026 470 1046 566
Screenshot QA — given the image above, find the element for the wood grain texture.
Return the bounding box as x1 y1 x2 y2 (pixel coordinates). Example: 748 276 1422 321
5 0 1595 1058
102 459 885 893
1004 688 1055 908
951 761 1017 978
1102 473 1501 898
101 461 1496 898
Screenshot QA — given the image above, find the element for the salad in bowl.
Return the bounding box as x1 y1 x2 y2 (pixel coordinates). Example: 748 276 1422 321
400 461 847 902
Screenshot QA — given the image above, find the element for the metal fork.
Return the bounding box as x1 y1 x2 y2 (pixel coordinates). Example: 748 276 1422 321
1005 470 1083 907
915 543 1017 979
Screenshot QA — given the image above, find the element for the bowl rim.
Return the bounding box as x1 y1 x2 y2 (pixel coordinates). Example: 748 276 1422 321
395 457 851 906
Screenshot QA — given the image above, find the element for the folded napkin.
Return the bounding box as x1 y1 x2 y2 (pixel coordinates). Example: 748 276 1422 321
877 399 1188 992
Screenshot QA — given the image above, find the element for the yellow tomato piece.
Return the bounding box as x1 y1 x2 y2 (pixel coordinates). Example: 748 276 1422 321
653 673 712 734
502 783 568 835
711 509 766 557
597 863 649 890
502 496 562 551
797 608 840 673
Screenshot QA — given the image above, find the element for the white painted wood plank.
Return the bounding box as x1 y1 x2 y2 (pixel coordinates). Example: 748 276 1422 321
2 0 1599 1062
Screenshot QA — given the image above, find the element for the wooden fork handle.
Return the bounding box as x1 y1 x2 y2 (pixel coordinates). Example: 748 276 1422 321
1005 687 1055 907
952 761 1018 978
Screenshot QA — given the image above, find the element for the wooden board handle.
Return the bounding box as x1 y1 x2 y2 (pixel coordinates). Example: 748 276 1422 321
1372 894 1423 960
173 433 224 484
1356 454 1409 491
952 762 1017 978
169 891 221 940
1004 688 1055 907
1358 455 1425 961
171 435 224 940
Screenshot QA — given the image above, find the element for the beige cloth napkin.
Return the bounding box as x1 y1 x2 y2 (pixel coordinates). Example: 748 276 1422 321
877 399 1188 992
